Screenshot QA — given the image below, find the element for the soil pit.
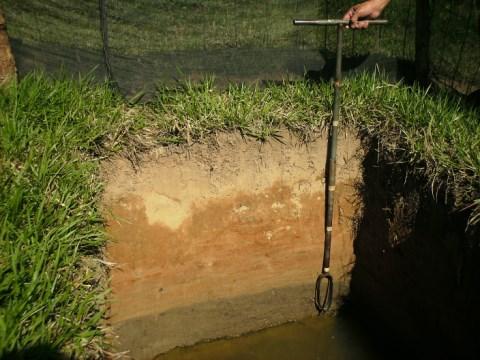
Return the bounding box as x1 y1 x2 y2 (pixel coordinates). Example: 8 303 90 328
103 132 362 359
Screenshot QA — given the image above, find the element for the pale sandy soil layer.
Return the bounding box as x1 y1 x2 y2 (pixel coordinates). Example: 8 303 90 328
102 132 362 359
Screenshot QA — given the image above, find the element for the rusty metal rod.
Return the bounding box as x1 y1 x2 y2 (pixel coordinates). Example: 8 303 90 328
293 19 388 26
313 24 343 314
324 24 343 279
293 18 387 313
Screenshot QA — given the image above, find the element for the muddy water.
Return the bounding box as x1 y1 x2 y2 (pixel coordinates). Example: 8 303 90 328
154 315 383 360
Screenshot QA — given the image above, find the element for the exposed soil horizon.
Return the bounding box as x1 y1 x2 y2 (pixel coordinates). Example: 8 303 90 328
102 131 363 358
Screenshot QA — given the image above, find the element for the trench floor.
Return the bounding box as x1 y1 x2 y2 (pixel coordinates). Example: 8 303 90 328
154 315 387 360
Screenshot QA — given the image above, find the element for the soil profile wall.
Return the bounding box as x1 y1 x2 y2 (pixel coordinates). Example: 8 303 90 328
103 132 363 359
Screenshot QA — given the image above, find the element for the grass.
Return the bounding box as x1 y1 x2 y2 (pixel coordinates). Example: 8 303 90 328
147 74 480 219
3 0 478 90
0 71 479 357
0 0 472 57
2 0 385 53
0 74 124 358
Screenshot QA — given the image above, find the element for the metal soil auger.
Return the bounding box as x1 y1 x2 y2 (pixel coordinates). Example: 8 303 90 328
293 18 388 313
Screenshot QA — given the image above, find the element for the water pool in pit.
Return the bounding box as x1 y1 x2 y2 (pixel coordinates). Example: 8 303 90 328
154 313 393 360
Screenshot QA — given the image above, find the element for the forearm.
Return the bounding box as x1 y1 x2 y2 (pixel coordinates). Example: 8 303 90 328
374 0 391 12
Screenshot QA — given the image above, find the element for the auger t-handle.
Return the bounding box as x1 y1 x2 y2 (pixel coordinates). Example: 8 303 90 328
293 19 388 313
293 19 388 26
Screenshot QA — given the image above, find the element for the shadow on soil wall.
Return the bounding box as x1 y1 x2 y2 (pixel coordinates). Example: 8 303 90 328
348 137 480 359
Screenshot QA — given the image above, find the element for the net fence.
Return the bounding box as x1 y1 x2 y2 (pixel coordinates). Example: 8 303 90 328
2 0 479 96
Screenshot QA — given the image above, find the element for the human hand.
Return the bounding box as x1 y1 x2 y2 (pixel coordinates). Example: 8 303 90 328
343 0 390 29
